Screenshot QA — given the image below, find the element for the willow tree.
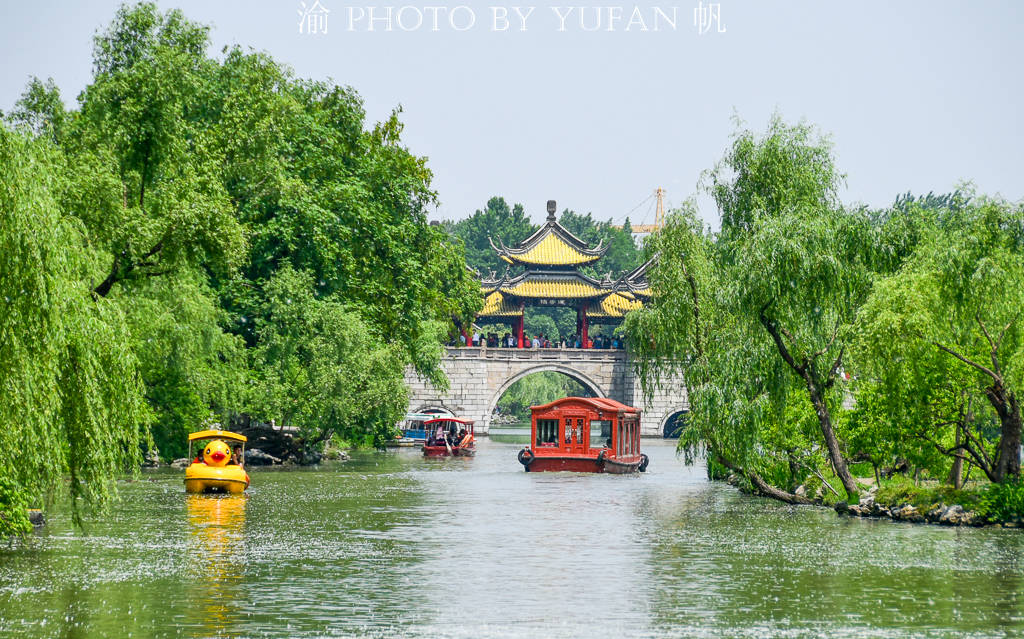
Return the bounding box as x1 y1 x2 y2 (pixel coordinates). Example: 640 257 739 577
854 196 1024 483
628 116 870 501
0 128 147 535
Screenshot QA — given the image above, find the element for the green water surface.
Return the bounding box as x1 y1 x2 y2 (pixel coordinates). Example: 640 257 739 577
1 438 1022 638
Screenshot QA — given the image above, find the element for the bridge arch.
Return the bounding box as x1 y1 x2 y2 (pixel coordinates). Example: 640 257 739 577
412 403 455 417
660 407 689 438
484 364 607 432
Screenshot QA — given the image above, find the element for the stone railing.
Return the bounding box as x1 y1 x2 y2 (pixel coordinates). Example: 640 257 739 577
445 346 627 363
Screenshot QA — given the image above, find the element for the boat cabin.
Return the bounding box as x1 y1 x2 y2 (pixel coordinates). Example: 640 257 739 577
422 418 476 457
521 397 647 473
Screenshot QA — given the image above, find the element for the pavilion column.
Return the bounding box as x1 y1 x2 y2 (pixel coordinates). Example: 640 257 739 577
516 311 525 348
581 302 589 349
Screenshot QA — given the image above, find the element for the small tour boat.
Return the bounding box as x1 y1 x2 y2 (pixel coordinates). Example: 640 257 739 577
184 430 251 494
389 412 441 446
422 418 476 457
517 397 649 473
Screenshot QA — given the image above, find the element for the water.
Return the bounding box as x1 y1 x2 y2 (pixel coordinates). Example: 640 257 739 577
1 438 1023 638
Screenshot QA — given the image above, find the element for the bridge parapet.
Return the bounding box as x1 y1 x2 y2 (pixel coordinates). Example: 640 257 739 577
404 347 687 436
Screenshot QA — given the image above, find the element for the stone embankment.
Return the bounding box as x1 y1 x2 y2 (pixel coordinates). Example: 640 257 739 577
833 486 1019 528
727 475 1018 528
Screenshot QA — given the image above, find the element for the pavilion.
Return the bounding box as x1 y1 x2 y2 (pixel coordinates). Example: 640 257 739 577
475 200 651 348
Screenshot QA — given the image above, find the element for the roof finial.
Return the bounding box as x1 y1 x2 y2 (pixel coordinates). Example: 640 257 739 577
546 199 557 222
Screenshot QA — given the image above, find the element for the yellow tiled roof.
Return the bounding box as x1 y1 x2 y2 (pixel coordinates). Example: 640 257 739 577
479 292 522 317
589 293 643 317
499 278 610 299
500 233 601 267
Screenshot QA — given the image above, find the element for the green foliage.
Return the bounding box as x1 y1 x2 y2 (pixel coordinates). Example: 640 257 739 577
9 77 66 141
524 312 559 342
0 477 32 537
0 127 147 530
253 267 409 447
852 192 1024 483
449 196 536 276
977 479 1024 522
875 476 981 512
558 210 640 278
120 272 247 460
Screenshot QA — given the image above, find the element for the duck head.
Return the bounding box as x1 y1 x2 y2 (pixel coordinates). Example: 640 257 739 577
202 440 232 467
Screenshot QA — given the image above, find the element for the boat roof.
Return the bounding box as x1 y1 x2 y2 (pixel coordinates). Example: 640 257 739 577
423 418 475 426
404 413 437 421
530 396 639 415
188 429 248 443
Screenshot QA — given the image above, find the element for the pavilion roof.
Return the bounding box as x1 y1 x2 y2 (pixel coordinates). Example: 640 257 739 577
482 269 616 301
489 210 606 267
479 291 523 317
588 291 644 319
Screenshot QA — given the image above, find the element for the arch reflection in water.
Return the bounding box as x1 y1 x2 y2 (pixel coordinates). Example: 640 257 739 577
185 495 247 638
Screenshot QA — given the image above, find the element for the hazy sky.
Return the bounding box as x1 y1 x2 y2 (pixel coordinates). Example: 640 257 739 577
1 1 1021 227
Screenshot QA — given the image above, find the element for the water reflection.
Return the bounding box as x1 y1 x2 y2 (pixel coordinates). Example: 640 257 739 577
184 495 247 638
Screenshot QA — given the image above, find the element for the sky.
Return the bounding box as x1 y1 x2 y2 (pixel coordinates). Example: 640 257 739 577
1 0 1021 228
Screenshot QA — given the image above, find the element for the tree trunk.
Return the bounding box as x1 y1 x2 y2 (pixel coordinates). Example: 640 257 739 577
758 312 858 500
986 384 1022 482
947 422 963 489
714 455 815 506
806 377 859 500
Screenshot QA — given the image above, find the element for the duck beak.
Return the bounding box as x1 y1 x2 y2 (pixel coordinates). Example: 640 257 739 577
211 452 226 462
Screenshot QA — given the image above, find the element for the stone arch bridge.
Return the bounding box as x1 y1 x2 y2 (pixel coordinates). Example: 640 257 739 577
404 347 687 436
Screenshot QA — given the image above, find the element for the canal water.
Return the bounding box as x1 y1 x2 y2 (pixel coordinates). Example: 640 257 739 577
1 437 1023 638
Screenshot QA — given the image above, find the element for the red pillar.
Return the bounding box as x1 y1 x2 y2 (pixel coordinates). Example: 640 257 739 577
516 313 524 348
581 303 589 349
460 325 469 347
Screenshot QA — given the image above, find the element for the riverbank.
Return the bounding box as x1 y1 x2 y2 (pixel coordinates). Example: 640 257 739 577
725 470 1024 528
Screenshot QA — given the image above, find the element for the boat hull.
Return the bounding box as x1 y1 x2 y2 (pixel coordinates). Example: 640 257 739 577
184 464 250 494
422 445 475 457
524 454 634 475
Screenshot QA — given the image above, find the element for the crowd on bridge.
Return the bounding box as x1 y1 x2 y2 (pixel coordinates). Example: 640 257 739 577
449 331 626 350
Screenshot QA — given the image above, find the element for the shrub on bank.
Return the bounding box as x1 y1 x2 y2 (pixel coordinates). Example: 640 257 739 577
977 479 1024 523
874 476 982 512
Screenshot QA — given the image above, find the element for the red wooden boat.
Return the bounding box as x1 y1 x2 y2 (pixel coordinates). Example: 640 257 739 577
422 418 476 457
517 397 648 473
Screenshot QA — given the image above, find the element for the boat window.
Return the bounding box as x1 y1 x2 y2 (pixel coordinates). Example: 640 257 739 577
590 420 611 448
565 418 572 444
537 419 559 446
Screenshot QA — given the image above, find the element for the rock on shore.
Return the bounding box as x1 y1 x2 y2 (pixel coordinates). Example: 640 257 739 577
837 499 986 527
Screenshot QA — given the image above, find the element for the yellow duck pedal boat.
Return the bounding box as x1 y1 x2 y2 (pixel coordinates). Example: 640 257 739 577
184 430 251 494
